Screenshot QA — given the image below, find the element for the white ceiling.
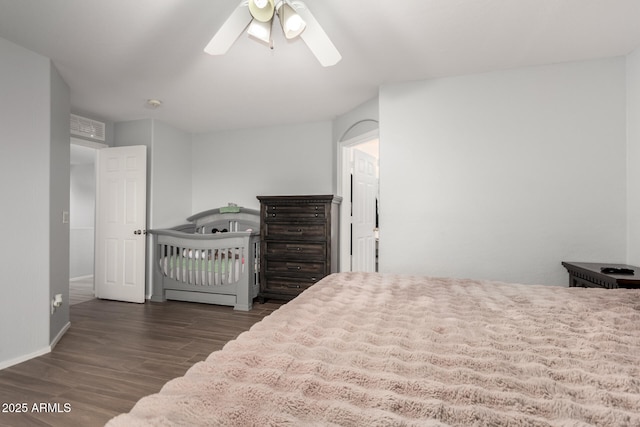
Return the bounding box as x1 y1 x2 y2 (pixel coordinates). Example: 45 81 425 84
1 0 639 134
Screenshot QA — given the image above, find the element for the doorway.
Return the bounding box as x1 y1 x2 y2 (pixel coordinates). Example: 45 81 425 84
69 140 148 304
69 138 105 304
338 130 380 273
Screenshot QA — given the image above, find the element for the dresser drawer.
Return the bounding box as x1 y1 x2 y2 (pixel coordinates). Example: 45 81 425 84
262 276 320 295
263 223 326 240
264 241 326 259
265 260 326 276
264 203 326 221
258 195 340 302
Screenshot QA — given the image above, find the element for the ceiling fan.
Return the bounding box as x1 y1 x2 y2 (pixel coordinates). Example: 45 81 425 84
204 0 341 67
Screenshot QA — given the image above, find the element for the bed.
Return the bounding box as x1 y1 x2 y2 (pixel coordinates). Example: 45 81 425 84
108 272 640 426
149 207 260 311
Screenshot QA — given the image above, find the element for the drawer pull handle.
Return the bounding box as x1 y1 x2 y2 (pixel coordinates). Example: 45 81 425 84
272 213 276 217
315 213 318 217
288 228 302 233
287 266 302 270
287 247 302 251
287 284 301 289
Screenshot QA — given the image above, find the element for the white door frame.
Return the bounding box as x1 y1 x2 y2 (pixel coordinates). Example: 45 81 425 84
69 138 107 297
71 136 108 150
337 129 379 272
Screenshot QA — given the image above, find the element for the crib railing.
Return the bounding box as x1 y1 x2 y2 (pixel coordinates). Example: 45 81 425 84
159 245 245 286
149 229 260 309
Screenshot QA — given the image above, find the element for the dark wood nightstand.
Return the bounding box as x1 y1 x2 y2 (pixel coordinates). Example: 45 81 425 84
562 262 640 289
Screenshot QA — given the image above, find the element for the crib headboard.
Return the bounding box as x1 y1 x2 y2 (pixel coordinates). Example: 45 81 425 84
186 207 260 234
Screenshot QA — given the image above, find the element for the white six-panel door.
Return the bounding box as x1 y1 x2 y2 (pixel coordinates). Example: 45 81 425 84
352 148 378 272
95 145 147 303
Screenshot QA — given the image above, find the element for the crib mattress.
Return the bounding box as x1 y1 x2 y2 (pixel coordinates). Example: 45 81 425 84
159 256 241 286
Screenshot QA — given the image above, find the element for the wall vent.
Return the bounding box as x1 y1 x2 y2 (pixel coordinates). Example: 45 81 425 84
70 114 105 141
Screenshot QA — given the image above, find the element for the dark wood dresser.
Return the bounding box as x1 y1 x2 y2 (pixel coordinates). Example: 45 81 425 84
257 195 341 301
562 261 640 289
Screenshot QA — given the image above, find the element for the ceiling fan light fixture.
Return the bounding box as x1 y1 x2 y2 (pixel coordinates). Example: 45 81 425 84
248 0 275 22
276 1 306 39
204 0 340 66
247 18 272 44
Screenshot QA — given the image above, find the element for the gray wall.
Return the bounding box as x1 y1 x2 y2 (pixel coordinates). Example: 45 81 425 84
49 64 71 342
333 97 379 143
627 47 640 265
379 57 627 286
70 162 95 278
192 121 333 212
151 120 192 229
0 37 69 368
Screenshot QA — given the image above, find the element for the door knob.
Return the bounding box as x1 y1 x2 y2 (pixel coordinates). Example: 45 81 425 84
134 229 141 235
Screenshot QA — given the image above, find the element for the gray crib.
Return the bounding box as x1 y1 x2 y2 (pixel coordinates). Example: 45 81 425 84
149 207 260 311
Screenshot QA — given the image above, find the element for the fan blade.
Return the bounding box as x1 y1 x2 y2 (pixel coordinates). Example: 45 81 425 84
204 1 252 55
292 1 341 67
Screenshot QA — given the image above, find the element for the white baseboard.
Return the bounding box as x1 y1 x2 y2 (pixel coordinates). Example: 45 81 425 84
0 321 71 371
50 321 71 350
70 275 93 282
0 347 51 371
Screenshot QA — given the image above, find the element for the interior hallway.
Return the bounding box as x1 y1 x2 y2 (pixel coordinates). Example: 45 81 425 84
69 276 94 305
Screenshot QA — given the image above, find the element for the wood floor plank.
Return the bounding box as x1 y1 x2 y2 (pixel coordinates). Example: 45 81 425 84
0 298 282 427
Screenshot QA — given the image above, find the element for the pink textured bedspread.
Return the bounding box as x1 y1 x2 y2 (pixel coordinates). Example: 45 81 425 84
107 272 640 426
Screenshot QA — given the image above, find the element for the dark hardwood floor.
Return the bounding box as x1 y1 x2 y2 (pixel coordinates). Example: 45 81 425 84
0 298 283 427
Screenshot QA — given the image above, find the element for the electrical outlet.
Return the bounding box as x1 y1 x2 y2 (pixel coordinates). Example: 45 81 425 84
62 211 69 224
51 294 63 314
